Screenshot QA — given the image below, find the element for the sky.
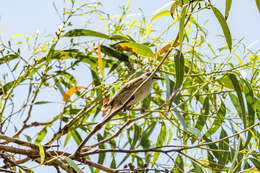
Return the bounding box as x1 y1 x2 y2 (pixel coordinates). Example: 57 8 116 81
0 0 260 172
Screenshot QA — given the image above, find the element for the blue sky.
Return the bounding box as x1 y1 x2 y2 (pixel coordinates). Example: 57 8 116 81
0 0 260 172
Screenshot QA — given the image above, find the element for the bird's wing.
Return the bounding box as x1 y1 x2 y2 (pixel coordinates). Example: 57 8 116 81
107 76 144 106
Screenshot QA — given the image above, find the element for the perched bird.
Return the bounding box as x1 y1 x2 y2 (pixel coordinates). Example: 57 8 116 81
103 72 162 118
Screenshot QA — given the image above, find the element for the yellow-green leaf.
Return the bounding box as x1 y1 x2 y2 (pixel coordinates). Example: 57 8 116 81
151 10 170 22
225 0 232 20
179 5 188 51
117 42 154 57
64 29 109 39
211 6 232 52
255 0 260 13
39 144 45 164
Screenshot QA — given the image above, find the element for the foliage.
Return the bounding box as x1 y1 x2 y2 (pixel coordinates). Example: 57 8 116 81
0 0 260 172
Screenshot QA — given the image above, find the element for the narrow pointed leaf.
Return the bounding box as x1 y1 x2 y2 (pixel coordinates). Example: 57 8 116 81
65 157 83 173
39 144 45 164
174 49 184 89
117 42 154 57
152 122 167 165
179 5 188 50
243 79 255 146
35 128 47 144
211 6 232 51
225 0 232 20
192 161 203 173
204 101 226 138
64 29 109 39
151 10 170 22
97 43 104 83
229 73 246 127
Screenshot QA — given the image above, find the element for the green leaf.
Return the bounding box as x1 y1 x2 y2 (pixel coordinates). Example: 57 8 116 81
97 133 105 165
165 74 174 99
192 161 203 173
179 5 188 50
242 79 255 146
229 73 246 127
211 6 232 52
118 42 154 57
71 129 82 145
39 144 45 164
56 71 77 87
151 10 170 22
225 0 232 20
139 121 156 149
152 122 167 165
131 124 140 149
250 157 260 170
64 29 109 39
110 157 116 169
204 101 226 138
218 128 229 168
65 157 83 173
229 93 242 115
255 0 260 13
174 155 184 173
195 96 209 131
229 138 241 173
174 49 185 89
46 42 57 63
35 127 47 144
0 54 19 65
100 45 129 62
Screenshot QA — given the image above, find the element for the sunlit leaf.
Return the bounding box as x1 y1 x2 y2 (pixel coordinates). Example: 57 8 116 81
35 128 47 144
97 43 104 83
39 144 45 164
117 42 154 57
64 29 109 39
11 33 23 39
156 42 179 57
211 6 232 52
65 157 83 173
151 10 170 22
62 86 86 102
174 155 184 172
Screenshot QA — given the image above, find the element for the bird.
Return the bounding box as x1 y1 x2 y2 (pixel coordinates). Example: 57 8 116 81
103 72 162 118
